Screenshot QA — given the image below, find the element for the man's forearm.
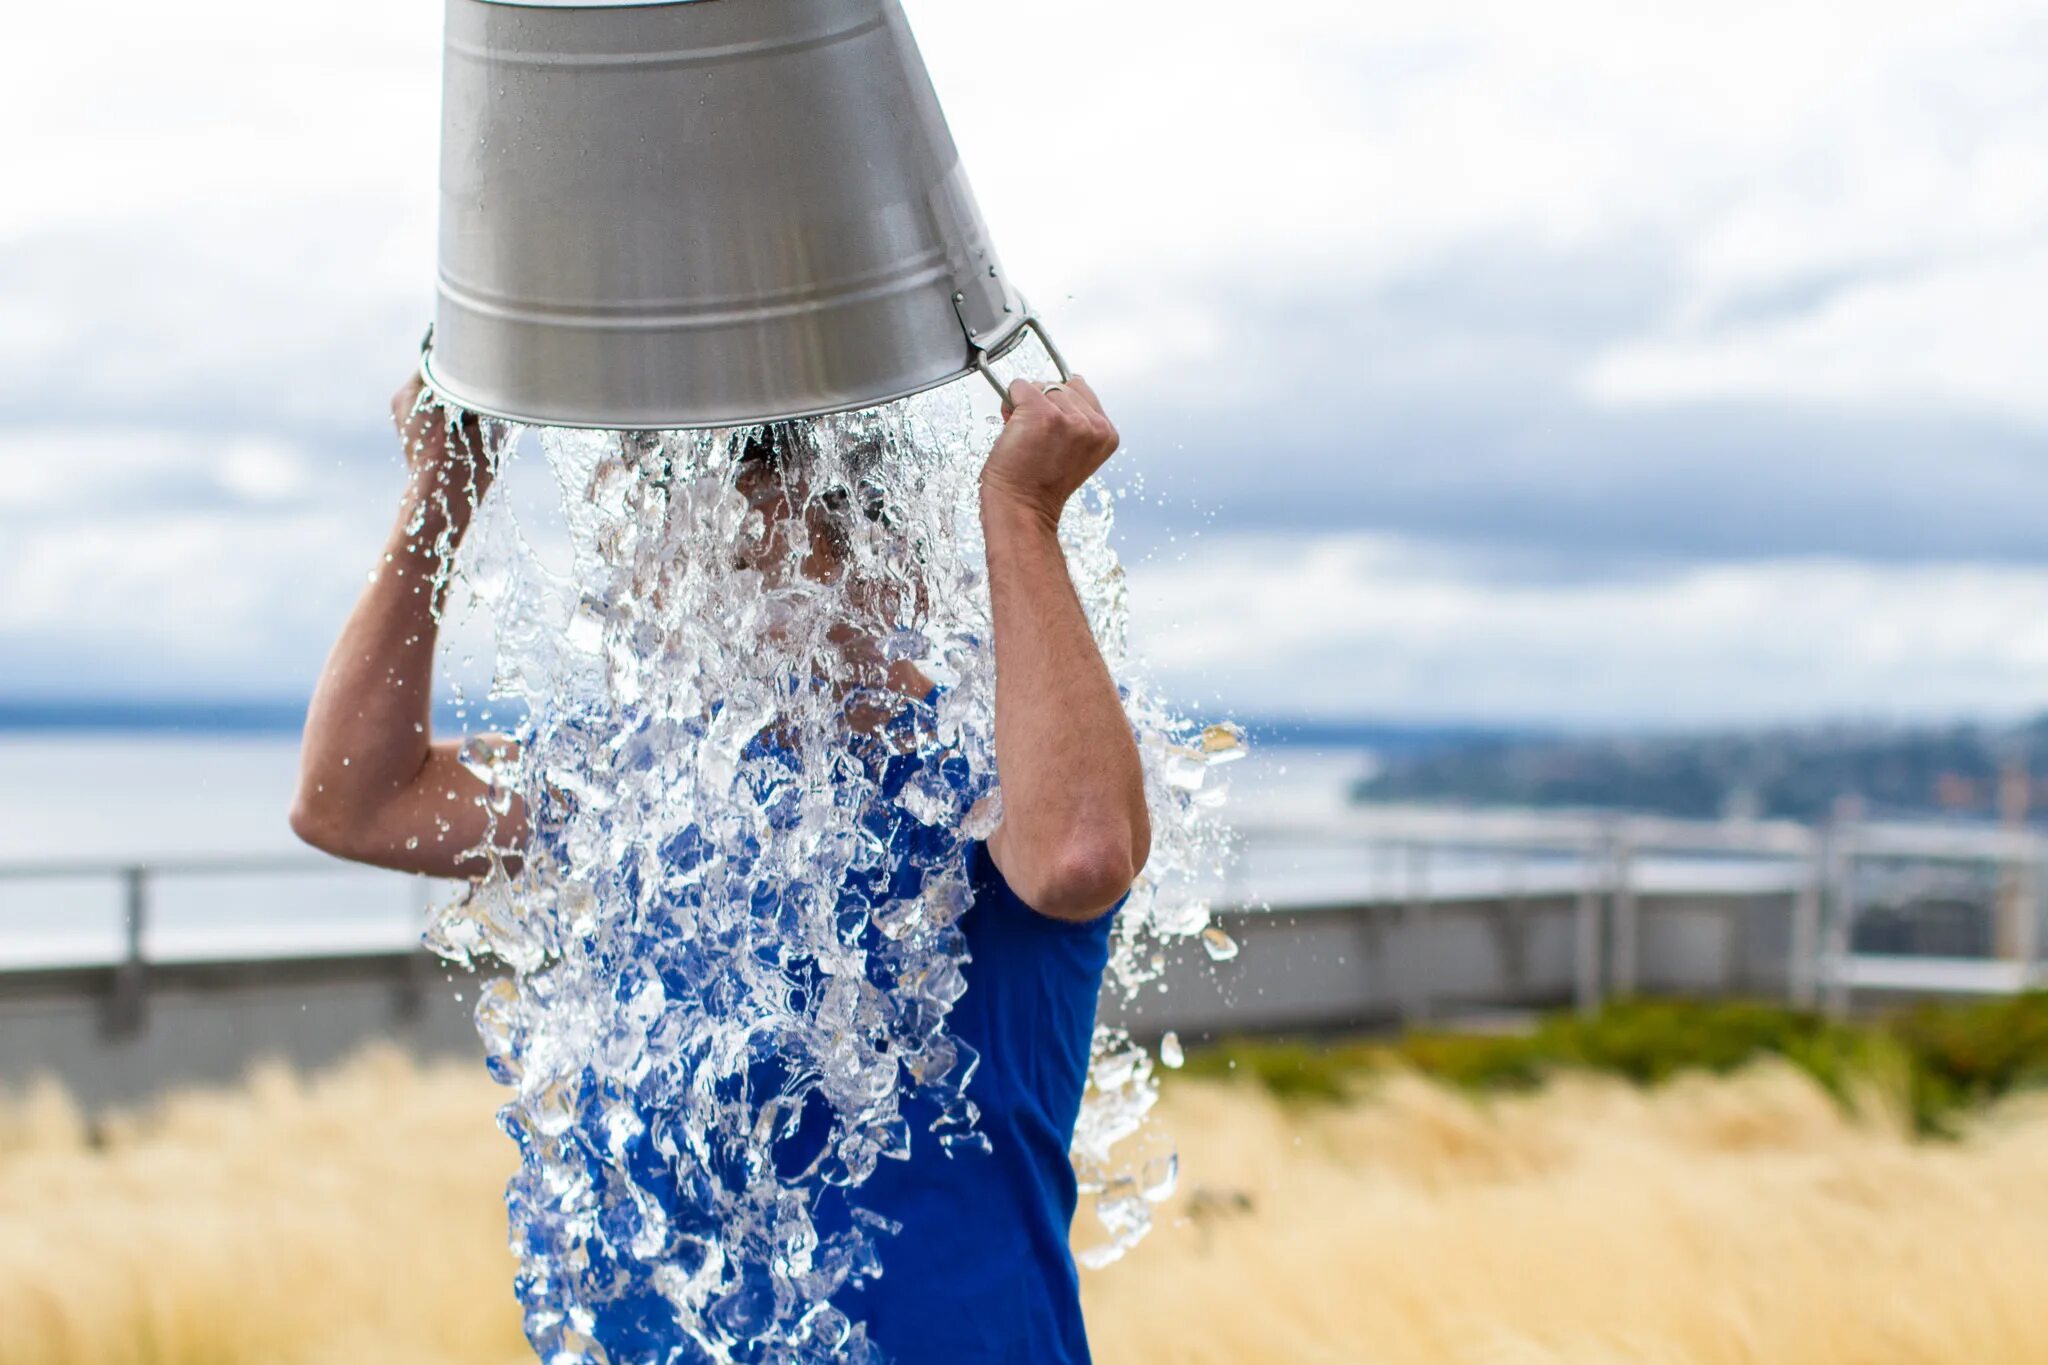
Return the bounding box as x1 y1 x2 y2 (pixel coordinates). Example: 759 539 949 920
293 471 519 875
981 489 1150 920
301 499 448 793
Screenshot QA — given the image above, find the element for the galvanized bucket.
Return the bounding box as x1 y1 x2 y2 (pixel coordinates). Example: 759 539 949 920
422 0 1061 430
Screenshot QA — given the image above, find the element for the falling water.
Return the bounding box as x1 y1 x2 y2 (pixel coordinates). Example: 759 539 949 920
413 358 1242 1361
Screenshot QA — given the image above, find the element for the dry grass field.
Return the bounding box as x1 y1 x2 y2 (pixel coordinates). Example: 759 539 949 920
6 1047 2048 1365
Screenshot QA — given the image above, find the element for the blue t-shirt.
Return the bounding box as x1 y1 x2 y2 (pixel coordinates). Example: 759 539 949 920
834 839 1118 1363
532 721 1123 1364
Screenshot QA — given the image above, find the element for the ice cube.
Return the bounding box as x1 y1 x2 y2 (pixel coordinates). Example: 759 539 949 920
1201 925 1240 963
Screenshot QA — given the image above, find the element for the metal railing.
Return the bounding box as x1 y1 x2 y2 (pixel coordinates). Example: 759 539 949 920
0 853 439 1035
5 808 2043 1037
1222 806 2048 1014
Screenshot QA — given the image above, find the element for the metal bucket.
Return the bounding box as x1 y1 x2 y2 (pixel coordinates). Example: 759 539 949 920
422 0 1060 430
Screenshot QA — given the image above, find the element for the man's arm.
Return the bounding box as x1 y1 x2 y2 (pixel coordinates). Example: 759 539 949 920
289 375 526 877
980 375 1151 922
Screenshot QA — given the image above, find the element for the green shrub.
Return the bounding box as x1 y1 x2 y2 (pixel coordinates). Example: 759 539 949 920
1175 1037 1371 1102
1889 991 2048 1135
1175 992 2048 1138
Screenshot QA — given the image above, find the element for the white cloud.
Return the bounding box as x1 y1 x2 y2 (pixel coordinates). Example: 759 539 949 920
1583 246 2048 426
215 438 314 504
1129 532 2048 726
12 0 2045 425
911 0 2048 421
0 429 336 510
0 510 364 693
6 0 2048 720
2 0 435 426
2 0 436 241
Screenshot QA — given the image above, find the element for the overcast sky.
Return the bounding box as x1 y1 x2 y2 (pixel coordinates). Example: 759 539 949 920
5 0 2047 727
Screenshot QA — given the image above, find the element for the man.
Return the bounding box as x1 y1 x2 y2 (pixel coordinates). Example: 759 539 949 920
291 369 1151 1362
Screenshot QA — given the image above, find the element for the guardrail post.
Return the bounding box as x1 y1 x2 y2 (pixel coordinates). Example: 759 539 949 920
2015 845 2042 986
104 866 149 1038
1489 849 1532 993
1789 827 1824 1008
1400 841 1432 1025
1574 836 1604 1016
1822 824 1856 1019
1610 832 1638 999
395 877 439 1022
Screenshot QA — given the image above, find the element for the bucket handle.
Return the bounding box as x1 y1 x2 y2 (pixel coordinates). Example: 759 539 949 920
966 310 1071 401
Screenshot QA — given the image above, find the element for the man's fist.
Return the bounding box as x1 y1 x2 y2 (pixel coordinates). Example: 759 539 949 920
392 373 493 508
980 374 1120 526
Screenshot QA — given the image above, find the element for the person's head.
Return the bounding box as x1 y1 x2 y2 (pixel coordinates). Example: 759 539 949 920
732 422 890 587
726 423 928 703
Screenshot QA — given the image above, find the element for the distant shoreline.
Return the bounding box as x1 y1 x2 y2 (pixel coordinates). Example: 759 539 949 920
0 699 506 737
0 699 311 735
0 699 1529 749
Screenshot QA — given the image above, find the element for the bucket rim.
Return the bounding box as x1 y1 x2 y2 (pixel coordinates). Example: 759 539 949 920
419 314 1051 431
464 1 730 9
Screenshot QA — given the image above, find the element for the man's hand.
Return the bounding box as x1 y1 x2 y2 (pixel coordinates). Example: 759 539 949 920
392 373 494 519
980 375 1120 527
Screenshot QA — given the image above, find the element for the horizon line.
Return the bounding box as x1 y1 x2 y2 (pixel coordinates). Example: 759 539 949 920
0 696 1549 741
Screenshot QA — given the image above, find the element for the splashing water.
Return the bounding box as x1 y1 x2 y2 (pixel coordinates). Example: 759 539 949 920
413 362 1241 1360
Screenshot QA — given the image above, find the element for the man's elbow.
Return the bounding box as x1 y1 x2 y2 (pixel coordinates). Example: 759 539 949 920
290 791 367 862
1025 828 1148 924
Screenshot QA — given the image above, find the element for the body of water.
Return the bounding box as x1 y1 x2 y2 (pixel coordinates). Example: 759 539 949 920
0 731 1814 970
0 734 425 968
0 732 1388 969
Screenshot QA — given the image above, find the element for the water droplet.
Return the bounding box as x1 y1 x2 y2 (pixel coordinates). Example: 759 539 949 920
1201 925 1239 963
1159 1031 1184 1069
1140 1152 1179 1202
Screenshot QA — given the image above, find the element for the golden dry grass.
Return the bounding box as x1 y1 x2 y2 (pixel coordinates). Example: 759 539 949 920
0 1050 530 1365
1083 1070 2048 1364
5 1050 2048 1364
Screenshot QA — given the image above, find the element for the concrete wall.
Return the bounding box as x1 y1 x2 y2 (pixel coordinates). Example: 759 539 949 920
1108 890 1797 1042
0 956 487 1112
3 890 1803 1112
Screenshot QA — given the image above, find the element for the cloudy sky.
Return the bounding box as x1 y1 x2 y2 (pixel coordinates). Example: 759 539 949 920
5 0 2047 727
